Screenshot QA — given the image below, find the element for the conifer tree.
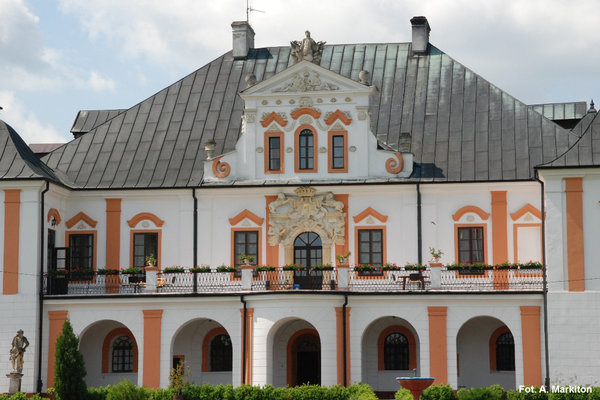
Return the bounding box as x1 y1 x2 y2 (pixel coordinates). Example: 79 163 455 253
54 319 87 400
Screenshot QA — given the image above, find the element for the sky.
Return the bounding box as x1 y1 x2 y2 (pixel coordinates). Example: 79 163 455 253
1 0 599 144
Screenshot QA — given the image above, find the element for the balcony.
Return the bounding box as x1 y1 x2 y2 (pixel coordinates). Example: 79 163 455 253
43 267 543 296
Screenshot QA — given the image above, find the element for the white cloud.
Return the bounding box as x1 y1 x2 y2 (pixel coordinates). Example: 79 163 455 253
87 71 116 92
0 91 66 144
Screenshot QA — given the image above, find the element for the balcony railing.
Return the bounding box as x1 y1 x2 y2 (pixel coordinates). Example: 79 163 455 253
42 267 543 296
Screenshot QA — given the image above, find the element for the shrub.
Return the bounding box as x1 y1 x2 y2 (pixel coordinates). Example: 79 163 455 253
54 319 87 400
422 384 456 400
457 384 504 400
106 380 151 400
506 388 548 400
395 388 413 400
88 385 110 400
347 383 378 400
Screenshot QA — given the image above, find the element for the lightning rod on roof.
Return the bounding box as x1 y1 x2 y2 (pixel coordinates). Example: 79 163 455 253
246 0 265 23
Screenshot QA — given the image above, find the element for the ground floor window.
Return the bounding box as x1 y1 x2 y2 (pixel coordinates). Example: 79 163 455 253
495 332 515 371
210 334 232 371
112 335 134 373
384 332 409 370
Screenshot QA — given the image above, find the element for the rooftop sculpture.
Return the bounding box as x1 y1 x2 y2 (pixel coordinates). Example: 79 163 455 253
291 31 326 64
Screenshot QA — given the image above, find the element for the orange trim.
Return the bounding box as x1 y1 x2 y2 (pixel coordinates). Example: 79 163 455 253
47 310 68 387
520 306 542 385
335 306 351 385
102 327 139 373
240 308 254 384
106 199 121 270
428 306 447 384
294 124 318 173
454 223 488 264
324 110 352 126
65 230 97 270
353 207 388 223
328 131 348 173
354 226 387 266
510 203 542 221
47 208 62 226
231 227 262 268
513 223 542 264
286 328 320 387
452 206 490 222
3 190 20 295
212 156 231 178
564 178 585 291
264 131 285 174
65 211 98 229
202 327 228 372
130 230 162 268
265 196 279 266
385 153 404 174
229 209 264 226
489 326 510 371
491 191 508 264
142 309 163 388
260 112 288 128
377 325 417 371
334 194 349 263
127 212 165 228
290 107 322 120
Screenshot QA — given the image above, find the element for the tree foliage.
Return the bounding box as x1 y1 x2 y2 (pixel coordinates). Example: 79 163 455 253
54 319 87 400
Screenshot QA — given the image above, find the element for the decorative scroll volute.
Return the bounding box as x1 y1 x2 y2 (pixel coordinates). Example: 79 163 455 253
212 156 231 178
385 153 403 174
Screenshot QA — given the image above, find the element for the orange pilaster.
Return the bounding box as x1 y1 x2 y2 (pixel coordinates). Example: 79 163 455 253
240 307 254 384
564 178 585 291
3 190 20 294
520 306 542 386
491 191 508 265
47 310 69 387
334 194 349 259
335 306 351 385
428 306 447 384
143 309 163 388
265 196 279 266
105 199 121 270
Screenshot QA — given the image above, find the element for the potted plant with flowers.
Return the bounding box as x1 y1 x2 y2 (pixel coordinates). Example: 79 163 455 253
169 362 190 400
145 254 157 267
121 266 145 284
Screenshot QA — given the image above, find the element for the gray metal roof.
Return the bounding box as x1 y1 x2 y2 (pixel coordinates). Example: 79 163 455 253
529 102 588 121
34 43 588 188
70 109 127 135
0 120 60 182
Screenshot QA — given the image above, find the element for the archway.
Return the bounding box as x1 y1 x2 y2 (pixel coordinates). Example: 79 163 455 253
294 232 322 267
456 316 516 390
288 329 321 386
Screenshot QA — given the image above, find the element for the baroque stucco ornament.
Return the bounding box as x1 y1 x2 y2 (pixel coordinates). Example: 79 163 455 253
268 187 345 246
291 31 326 64
274 71 339 92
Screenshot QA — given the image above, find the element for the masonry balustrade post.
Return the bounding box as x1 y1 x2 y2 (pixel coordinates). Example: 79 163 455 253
145 266 159 292
241 264 253 290
429 262 442 289
337 264 349 290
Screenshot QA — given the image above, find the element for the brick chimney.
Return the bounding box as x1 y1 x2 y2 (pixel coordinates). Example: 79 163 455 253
232 21 255 59
410 16 430 55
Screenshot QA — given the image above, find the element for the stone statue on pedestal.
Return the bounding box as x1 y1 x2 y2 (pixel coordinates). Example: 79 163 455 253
9 330 29 373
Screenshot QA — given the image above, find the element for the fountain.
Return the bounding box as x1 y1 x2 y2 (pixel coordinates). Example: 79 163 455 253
396 377 435 400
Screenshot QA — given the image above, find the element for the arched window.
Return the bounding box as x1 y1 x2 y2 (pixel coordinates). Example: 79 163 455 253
495 332 515 371
298 129 314 170
210 334 232 371
384 332 410 370
112 335 134 372
294 232 322 268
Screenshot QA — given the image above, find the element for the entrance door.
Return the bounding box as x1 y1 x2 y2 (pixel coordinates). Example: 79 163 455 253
290 332 320 386
294 232 322 268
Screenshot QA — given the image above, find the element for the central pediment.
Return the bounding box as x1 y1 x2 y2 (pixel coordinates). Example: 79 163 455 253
240 60 371 98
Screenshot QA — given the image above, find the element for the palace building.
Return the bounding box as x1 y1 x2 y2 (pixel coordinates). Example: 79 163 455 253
1 16 599 394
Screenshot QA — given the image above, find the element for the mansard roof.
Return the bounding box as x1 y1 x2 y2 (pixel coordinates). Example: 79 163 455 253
38 42 582 189
0 120 60 182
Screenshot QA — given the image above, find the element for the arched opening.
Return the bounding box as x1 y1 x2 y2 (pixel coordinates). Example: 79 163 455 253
456 316 516 390
294 232 322 268
288 330 321 386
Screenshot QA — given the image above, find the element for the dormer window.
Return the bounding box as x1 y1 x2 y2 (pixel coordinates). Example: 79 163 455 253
299 129 314 169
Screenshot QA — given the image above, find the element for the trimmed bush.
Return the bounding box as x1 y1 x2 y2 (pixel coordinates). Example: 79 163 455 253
422 384 457 400
395 388 413 400
106 380 151 400
54 319 88 400
457 384 504 400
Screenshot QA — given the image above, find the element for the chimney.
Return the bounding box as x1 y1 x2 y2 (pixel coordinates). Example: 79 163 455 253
231 21 255 59
410 16 430 55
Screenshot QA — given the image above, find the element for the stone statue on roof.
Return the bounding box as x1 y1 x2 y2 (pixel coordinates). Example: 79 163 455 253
291 31 326 64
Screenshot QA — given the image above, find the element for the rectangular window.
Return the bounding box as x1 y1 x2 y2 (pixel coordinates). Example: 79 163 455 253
299 129 314 170
358 229 383 265
69 234 93 269
133 232 158 267
331 135 345 169
268 136 281 171
458 227 484 263
234 231 258 267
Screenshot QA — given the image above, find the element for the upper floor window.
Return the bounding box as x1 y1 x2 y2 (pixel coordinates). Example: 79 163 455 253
133 232 158 267
268 136 281 171
69 233 93 269
328 131 348 172
234 230 258 267
357 229 383 265
299 129 314 170
457 226 484 263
